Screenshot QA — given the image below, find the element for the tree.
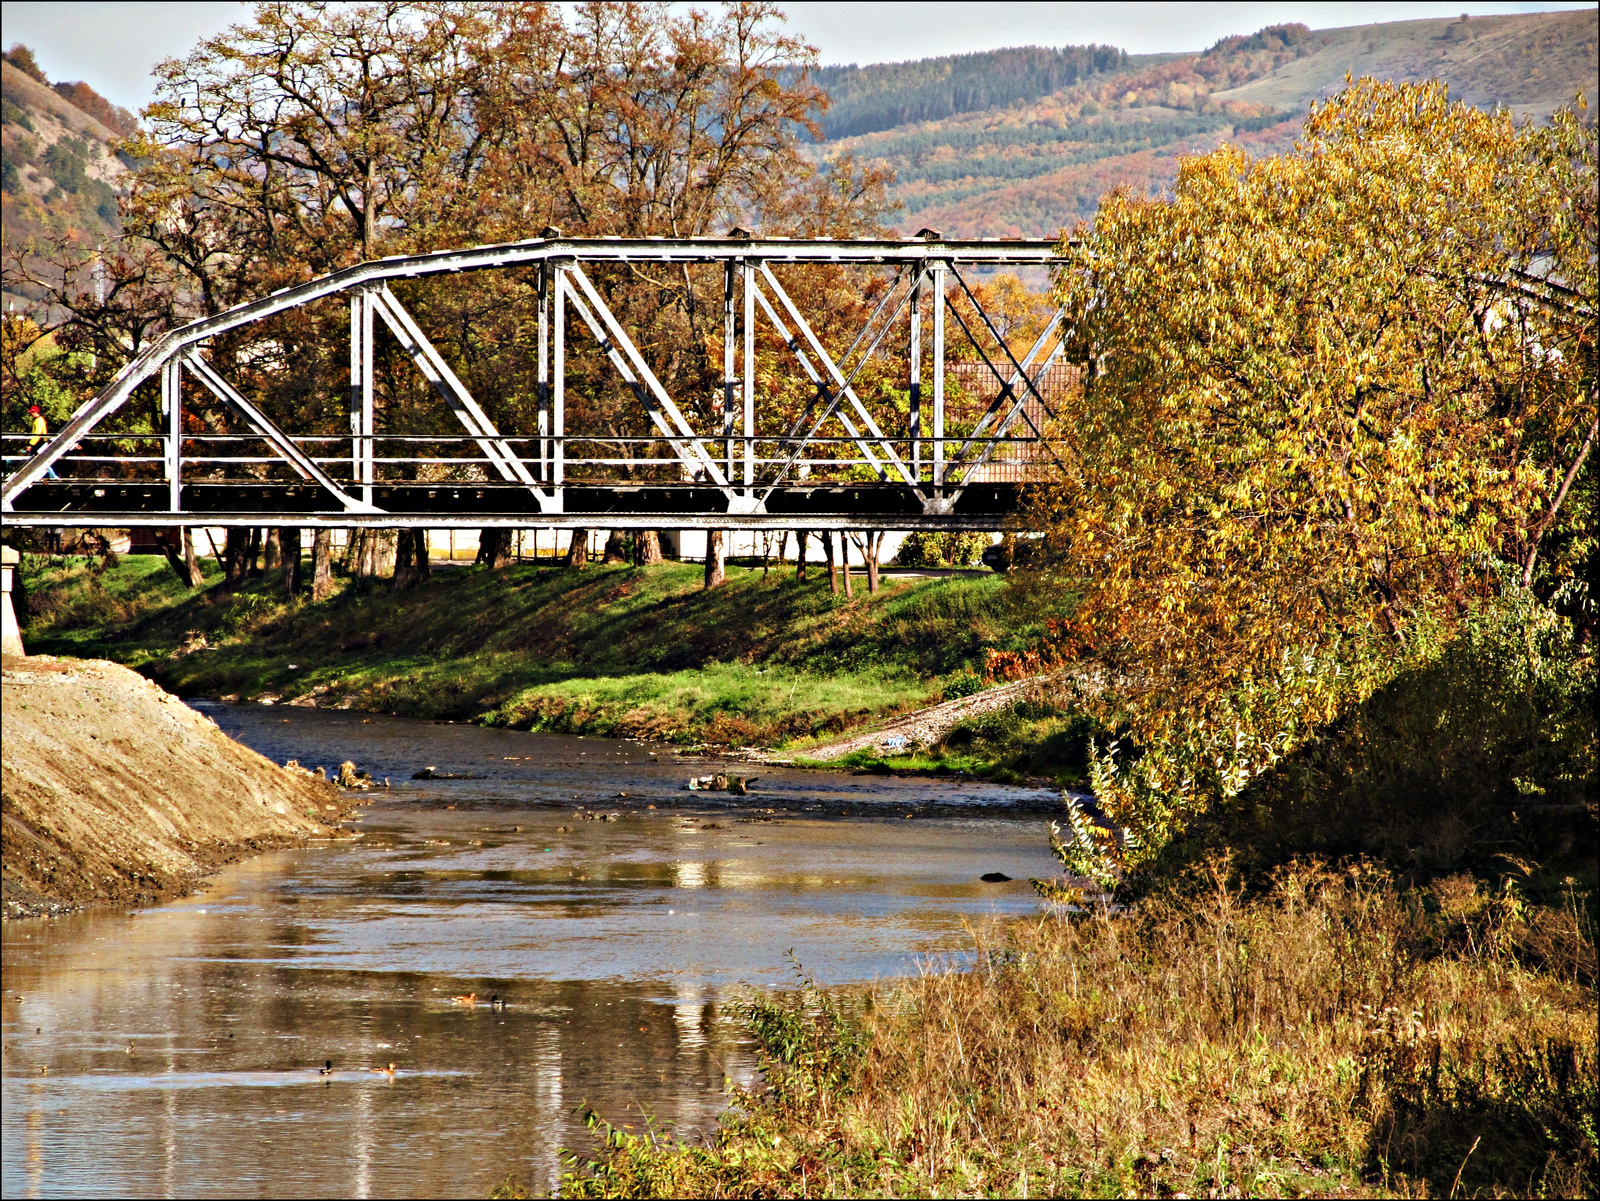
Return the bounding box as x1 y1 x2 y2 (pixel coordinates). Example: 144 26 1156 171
704 529 726 587
1030 80 1596 864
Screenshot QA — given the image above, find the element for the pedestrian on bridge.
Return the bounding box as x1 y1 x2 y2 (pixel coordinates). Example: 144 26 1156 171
24 405 59 479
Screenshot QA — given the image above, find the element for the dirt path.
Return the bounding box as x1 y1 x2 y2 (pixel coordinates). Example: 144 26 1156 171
784 677 1047 761
2 655 356 919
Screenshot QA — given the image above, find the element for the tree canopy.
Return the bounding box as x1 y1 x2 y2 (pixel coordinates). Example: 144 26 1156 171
1030 79 1596 862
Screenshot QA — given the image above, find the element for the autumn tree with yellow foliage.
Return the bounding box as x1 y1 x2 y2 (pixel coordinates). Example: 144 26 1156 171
1028 79 1596 874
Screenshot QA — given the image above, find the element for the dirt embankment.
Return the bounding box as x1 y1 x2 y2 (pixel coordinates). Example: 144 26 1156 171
2 655 353 919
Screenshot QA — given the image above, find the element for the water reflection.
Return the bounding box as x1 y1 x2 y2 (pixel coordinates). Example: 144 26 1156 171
3 707 1062 1198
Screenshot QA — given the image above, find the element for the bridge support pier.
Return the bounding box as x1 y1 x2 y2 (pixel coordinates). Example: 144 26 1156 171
2 545 23 658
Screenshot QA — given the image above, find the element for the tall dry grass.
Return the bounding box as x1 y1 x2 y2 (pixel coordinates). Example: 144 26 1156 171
561 858 1596 1198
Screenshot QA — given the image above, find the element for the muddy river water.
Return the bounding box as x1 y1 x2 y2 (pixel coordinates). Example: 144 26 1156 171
3 704 1067 1198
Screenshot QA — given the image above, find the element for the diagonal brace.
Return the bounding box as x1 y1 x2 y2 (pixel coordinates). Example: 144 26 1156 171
371 286 546 496
182 352 381 513
946 310 1066 474
562 266 729 489
750 284 893 495
758 264 918 488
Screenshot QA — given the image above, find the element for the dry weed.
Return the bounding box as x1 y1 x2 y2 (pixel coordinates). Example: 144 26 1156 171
565 858 1597 1198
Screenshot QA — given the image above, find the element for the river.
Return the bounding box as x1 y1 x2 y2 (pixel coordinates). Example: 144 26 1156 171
2 704 1067 1198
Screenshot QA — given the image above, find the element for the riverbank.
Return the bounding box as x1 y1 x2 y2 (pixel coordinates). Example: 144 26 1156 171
17 554 1091 784
1 654 354 919
560 857 1598 1200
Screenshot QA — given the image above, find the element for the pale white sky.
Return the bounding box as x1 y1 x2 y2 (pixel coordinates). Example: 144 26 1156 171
1 1 1591 112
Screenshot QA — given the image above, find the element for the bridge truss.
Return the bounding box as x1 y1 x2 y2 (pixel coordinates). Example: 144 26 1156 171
2 234 1070 532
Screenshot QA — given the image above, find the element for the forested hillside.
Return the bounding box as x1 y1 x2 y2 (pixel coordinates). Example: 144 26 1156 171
810 43 1130 139
1 46 137 307
820 9 1598 237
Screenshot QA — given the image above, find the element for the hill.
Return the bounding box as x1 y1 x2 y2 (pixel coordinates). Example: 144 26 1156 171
1 48 136 306
820 9 1597 238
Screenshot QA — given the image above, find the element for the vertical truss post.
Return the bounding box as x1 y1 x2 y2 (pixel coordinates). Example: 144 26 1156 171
359 289 376 505
537 262 550 484
742 259 755 490
552 264 566 494
723 260 736 482
162 358 181 512
349 293 361 488
931 261 947 491
909 269 922 482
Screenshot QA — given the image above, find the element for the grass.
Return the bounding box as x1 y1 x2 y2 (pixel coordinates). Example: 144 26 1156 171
557 856 1597 1199
15 552 1093 763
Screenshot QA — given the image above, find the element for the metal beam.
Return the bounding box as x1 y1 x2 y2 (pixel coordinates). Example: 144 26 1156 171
180 353 380 513
4 510 1017 533
560 265 730 492
756 264 919 489
161 358 181 512
931 261 947 493
909 268 923 481
370 285 548 502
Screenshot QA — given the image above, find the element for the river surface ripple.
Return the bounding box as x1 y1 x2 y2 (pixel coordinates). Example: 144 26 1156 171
3 704 1065 1198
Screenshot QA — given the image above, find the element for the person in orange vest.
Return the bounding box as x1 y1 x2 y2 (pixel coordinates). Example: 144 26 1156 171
25 404 59 478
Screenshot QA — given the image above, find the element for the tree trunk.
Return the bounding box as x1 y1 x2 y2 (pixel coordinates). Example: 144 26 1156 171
795 531 807 581
822 532 839 594
635 530 663 566
350 529 396 578
280 527 303 597
476 528 514 569
850 531 881 593
153 527 204 588
601 530 628 563
704 529 726 588
246 527 263 577
222 528 251 587
312 530 334 600
262 527 281 571
392 529 430 590
564 528 590 568
841 535 854 598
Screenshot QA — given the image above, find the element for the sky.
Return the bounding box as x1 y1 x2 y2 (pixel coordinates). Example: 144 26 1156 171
1 1 1591 113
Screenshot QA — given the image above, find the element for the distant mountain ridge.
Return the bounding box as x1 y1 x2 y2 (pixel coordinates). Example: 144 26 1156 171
811 44 1130 140
814 8 1598 239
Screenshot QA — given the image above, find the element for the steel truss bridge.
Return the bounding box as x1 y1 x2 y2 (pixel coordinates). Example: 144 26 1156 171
2 234 1071 533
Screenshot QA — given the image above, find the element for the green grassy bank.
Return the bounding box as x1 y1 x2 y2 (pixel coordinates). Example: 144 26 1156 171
15 553 1088 779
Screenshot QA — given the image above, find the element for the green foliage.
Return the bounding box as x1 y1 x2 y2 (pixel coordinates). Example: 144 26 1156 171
8 338 87 425
891 531 990 568
1174 584 1598 887
940 670 982 700
1 95 33 131
41 137 88 193
1031 799 1125 902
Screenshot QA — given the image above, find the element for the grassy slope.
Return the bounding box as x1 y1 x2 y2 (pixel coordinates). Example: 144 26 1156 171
18 554 1089 780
